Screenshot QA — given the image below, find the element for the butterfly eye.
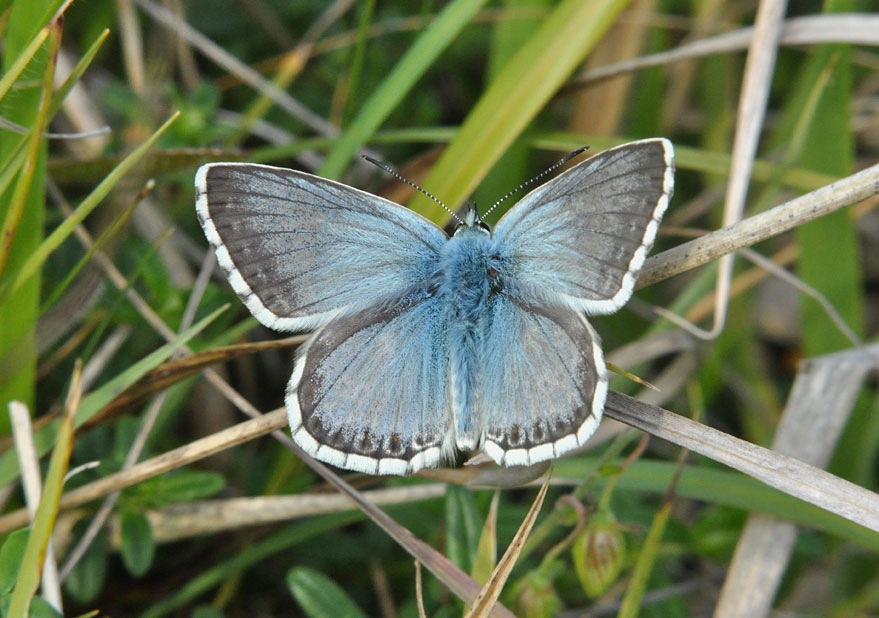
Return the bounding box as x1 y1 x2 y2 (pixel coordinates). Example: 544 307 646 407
476 220 491 234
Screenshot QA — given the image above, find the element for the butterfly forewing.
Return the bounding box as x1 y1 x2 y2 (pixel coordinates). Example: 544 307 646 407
492 138 674 315
195 163 448 332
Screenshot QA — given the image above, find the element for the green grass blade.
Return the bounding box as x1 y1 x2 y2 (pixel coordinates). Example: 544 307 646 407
318 0 489 179
0 23 49 103
0 111 180 299
409 0 631 221
556 458 879 551
0 0 56 430
47 28 110 119
0 20 60 278
40 181 144 314
616 501 671 618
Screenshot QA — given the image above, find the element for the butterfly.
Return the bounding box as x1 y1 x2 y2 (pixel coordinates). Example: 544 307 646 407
195 139 674 475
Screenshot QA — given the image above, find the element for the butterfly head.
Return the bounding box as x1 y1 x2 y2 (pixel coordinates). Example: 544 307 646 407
455 203 491 237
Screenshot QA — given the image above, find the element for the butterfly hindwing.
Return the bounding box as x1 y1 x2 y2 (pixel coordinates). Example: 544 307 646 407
469 295 607 466
196 163 448 332
287 289 454 475
492 139 674 315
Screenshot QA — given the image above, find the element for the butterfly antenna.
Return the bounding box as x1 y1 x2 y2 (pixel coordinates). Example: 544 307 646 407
481 146 591 218
362 155 462 223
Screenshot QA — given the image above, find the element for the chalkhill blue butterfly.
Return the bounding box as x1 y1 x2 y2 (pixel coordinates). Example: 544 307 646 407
195 139 674 475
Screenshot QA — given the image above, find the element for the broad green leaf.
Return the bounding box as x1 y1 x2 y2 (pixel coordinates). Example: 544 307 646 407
120 510 156 577
125 470 225 508
0 0 55 430
63 526 108 604
286 567 368 618
0 530 29 594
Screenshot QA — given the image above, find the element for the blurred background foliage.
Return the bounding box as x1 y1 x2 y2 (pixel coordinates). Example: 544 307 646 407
0 0 877 616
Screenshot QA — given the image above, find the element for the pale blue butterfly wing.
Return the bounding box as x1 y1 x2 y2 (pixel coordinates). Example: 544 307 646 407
492 138 674 315
195 163 447 332
287 289 454 475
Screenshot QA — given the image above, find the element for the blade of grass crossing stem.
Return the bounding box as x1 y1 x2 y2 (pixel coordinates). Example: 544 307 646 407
40 179 148 313
0 304 228 487
409 0 630 222
616 501 672 618
7 363 81 618
0 22 49 103
319 0 488 179
464 472 551 618
0 28 109 188
0 111 180 299
0 20 60 277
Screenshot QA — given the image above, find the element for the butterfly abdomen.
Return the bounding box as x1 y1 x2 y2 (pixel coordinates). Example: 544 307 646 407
438 225 506 449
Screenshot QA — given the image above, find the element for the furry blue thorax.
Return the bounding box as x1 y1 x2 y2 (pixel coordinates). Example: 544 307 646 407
437 220 495 324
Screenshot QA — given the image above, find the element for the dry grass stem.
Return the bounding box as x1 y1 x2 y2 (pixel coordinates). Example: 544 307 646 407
603 372 879 533
638 162 879 289
9 401 63 611
570 13 879 87
714 345 879 617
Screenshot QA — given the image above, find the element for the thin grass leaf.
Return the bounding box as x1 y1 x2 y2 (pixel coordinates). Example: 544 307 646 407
0 20 50 103
46 28 110 119
0 28 107 190
471 491 500 586
319 0 488 178
446 485 483 573
0 17 60 278
40 179 148 314
789 1 863 356
616 501 671 618
464 471 551 617
0 111 180 299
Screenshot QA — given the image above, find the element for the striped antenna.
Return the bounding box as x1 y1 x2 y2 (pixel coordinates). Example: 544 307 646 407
481 146 591 219
362 155 461 223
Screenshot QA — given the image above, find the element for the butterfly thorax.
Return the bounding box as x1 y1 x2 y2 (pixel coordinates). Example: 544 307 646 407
438 223 504 325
